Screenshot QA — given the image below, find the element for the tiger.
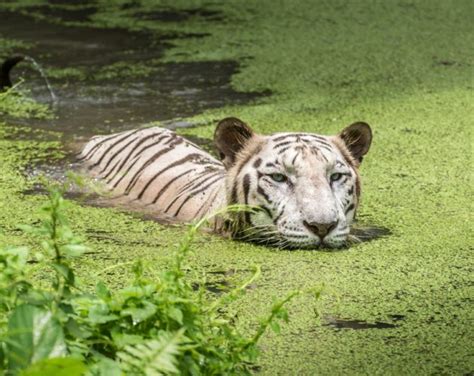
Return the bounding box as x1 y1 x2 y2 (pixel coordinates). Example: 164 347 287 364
78 117 372 249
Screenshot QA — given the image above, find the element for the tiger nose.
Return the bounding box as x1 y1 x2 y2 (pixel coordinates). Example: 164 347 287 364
303 220 338 238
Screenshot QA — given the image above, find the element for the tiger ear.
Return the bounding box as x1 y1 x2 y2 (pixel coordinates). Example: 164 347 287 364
214 117 255 168
338 122 372 163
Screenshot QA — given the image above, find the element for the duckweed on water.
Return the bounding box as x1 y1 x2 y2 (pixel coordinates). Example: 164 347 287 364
0 86 52 119
0 0 472 374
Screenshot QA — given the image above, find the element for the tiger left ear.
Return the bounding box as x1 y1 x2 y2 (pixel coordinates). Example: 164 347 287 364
338 122 372 163
214 117 255 169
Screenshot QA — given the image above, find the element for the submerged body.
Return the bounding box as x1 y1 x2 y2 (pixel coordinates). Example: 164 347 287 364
79 118 372 249
78 127 226 222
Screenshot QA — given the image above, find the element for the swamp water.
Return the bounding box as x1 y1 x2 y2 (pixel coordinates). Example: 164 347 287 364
1 7 390 326
0 11 263 139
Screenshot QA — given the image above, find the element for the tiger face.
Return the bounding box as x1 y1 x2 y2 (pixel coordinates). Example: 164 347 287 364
214 118 372 249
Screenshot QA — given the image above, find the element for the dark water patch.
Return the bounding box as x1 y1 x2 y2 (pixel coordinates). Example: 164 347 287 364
207 269 237 277
135 9 223 22
349 225 392 243
0 10 267 140
20 5 97 23
85 229 163 247
324 316 402 330
191 280 230 295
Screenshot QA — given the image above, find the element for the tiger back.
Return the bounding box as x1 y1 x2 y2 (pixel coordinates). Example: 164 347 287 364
78 127 226 222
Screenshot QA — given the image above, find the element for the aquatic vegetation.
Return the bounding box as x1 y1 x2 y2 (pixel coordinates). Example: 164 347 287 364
0 83 52 119
0 187 311 374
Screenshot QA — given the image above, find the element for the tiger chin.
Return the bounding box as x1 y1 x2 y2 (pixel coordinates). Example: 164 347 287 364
79 117 372 250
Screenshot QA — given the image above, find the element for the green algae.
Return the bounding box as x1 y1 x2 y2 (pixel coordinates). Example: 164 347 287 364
45 67 86 81
0 36 32 57
92 60 160 81
0 86 52 119
0 0 473 374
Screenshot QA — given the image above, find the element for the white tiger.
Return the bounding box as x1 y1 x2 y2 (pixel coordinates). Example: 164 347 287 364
79 118 372 249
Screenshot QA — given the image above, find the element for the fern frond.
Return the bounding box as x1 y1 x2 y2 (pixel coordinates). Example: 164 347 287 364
118 330 184 375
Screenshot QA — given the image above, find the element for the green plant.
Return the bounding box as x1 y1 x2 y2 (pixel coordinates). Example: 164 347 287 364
0 187 320 375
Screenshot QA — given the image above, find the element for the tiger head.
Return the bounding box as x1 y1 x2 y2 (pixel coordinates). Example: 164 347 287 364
214 117 372 249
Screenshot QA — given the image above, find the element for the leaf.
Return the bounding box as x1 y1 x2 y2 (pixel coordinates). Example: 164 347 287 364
88 303 119 324
51 263 75 286
121 301 157 324
118 330 184 375
270 321 281 334
95 282 111 300
6 304 67 371
111 331 145 349
90 357 121 376
60 244 87 258
168 307 183 325
65 318 92 340
20 357 87 376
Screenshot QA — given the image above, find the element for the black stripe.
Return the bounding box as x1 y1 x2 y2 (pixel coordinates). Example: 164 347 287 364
132 152 201 197
273 133 330 144
77 131 125 162
303 136 332 147
345 203 355 214
259 205 273 218
128 133 171 160
164 171 222 213
291 151 300 165
101 156 123 180
257 184 272 203
272 134 295 142
194 186 220 219
274 140 294 148
124 138 185 194
149 168 194 203
347 185 354 195
172 175 223 217
177 169 219 194
163 133 178 145
242 173 252 224
314 144 333 153
319 152 328 162
235 144 262 180
230 184 238 204
273 205 285 224
253 158 262 168
277 146 291 154
98 133 142 176
88 129 142 170
242 174 251 205
107 133 172 184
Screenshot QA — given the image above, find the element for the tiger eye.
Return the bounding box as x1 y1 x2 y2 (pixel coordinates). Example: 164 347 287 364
330 173 343 182
270 173 287 183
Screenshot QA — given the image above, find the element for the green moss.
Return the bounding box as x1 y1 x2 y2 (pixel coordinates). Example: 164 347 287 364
0 0 472 374
45 67 86 81
92 61 159 81
0 87 53 119
0 36 32 58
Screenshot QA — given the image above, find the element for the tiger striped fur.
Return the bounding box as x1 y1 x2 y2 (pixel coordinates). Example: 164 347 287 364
79 118 372 249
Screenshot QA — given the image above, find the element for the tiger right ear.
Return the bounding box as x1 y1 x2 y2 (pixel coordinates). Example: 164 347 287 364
338 122 372 163
214 117 255 169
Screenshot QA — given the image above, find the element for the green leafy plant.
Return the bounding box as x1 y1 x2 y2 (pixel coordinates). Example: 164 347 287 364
0 186 320 375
